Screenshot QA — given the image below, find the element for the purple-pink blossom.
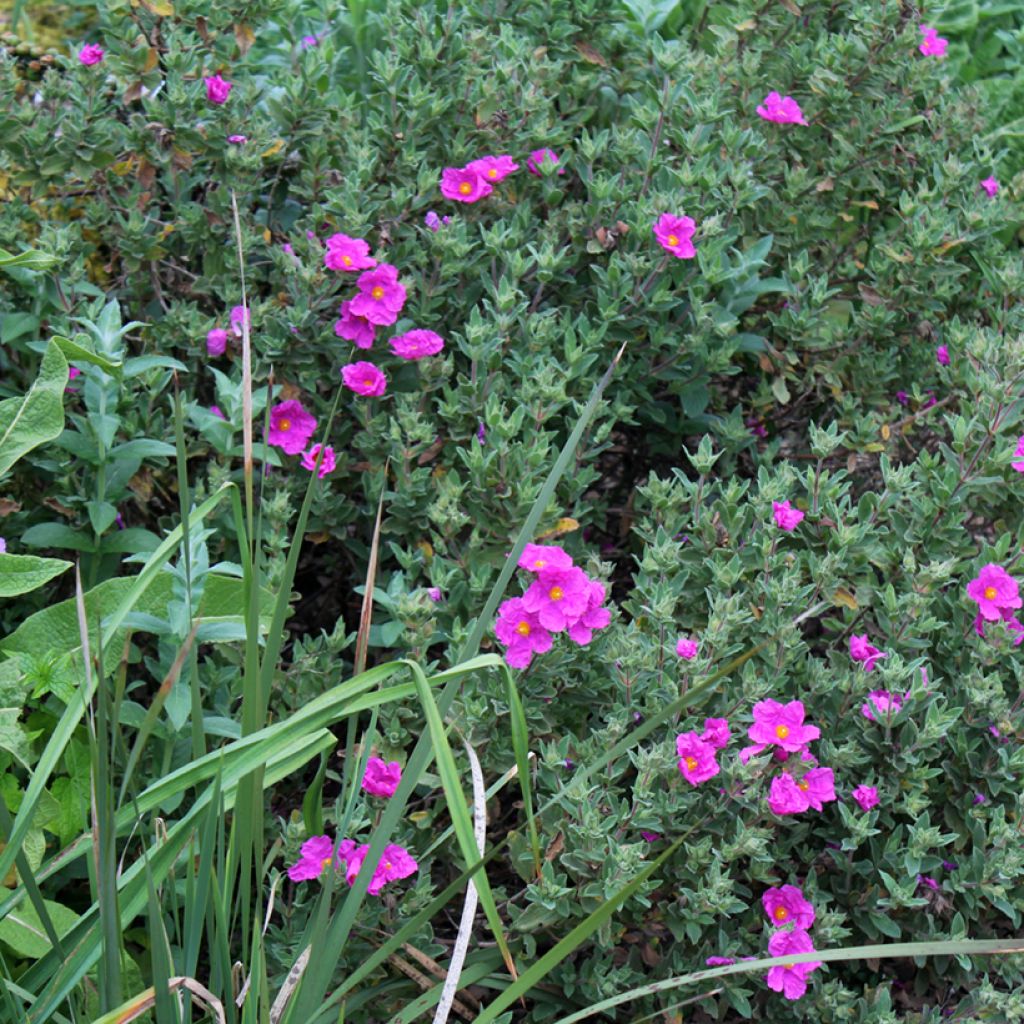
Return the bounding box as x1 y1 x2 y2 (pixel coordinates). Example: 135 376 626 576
288 835 336 882
849 634 888 672
526 148 564 176
766 928 821 1000
301 443 336 478
229 305 250 337
361 757 402 798
706 956 737 966
861 690 903 722
204 74 233 104
701 718 730 750
341 361 387 397
78 43 105 66
852 784 879 812
521 566 592 632
389 329 445 360
676 636 699 661
743 699 820 761
652 213 697 260
919 25 948 57
981 176 1000 198
968 564 1022 620
936 344 950 366
228 134 248 144
467 154 519 183
206 328 228 356
772 500 805 531
1011 436 1024 473
495 596 554 669
440 166 492 203
763 885 815 929
756 92 807 125
350 264 407 325
518 543 574 574
566 580 612 645
324 233 377 272
334 300 376 349
427 587 443 602
675 732 720 785
800 767 837 810
267 400 317 455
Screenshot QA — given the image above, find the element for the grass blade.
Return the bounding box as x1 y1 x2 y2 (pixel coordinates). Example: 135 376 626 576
354 459 389 676
502 664 540 875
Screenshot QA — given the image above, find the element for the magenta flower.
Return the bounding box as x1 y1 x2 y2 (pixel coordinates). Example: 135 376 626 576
301 443 336 478
675 732 720 786
361 757 402 798
762 885 815 929
744 700 820 762
896 390 909 406
756 92 807 125
767 773 809 815
467 154 519 183
652 213 697 260
521 566 592 632
640 831 660 842
367 844 418 894
350 264 407 326
68 367 82 383
389 329 445 360
981 176 1000 198
800 767 836 810
267 400 317 455
566 580 612 645
518 543 574 573
288 835 337 882
427 587 443 602
0 538 6 553
334 300 376 349
341 361 387 397
766 928 821 1000
210 405 226 419
1011 436 1024 473
973 610 1024 648
936 344 950 366
495 596 554 668
229 305 250 337
676 637 699 660
919 25 948 57
204 74 233 104
526 148 565 176
772 500 805 531
424 211 443 231
228 134 248 144
849 634 888 672
324 233 377 272
440 166 492 203
207 328 228 356
701 718 730 750
706 956 737 966
852 784 879 812
967 564 1022 620
78 43 105 66
861 690 903 722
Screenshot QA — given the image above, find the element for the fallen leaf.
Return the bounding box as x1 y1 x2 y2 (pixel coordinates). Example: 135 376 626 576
143 47 160 73
851 200 879 209
140 0 174 16
575 41 607 66
832 588 858 611
816 177 834 192
261 139 286 159
235 23 255 56
858 284 885 307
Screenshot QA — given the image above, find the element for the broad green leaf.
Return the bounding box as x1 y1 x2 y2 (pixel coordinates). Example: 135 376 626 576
0 899 78 959
0 249 60 273
0 709 38 769
0 342 67 478
51 335 121 374
0 554 73 597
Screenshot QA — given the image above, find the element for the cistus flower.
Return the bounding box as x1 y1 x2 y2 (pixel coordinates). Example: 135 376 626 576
361 757 402 798
919 25 949 57
742 699 820 763
206 328 228 356
467 154 519 183
334 300 376 349
350 264 407 325
518 543 574 574
676 637 699 660
365 844 418 894
1011 436 1024 473
495 596 553 668
526 148 565 175
849 634 889 672
852 784 879 811
766 928 821 1000
228 134 248 144
204 74 233 104
861 690 903 722
675 732 720 785
763 885 815 930
772 500 805 530
521 566 592 632
800 767 837 810
967 564 1022 620
300 443 336 478
0 538 6 553
341 361 387 397
288 835 337 882
267 400 317 455
652 213 697 259
324 233 377 272
427 587 443 602
78 43 105 66
706 956 737 966
756 92 807 125
896 390 909 406
640 831 660 842
424 211 450 231
566 580 612 645
229 305 250 337
440 166 492 203
701 718 730 750
981 176 1000 198
210 405 226 419
389 329 445 360
936 344 950 366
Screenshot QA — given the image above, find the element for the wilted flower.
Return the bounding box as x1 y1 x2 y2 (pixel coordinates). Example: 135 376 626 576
229 305 250 337
206 328 228 356
936 344 950 366
427 587 443 602
852 784 879 811
389 329 445 360
701 718 730 750
849 634 888 672
228 134 248 144
981 176 1000 198
676 636 699 660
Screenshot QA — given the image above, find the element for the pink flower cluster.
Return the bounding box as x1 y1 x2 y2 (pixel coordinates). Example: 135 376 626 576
968 563 1023 648
288 835 417 894
264 400 335 478
493 544 611 668
440 154 520 204
763 884 821 1000
675 718 730 785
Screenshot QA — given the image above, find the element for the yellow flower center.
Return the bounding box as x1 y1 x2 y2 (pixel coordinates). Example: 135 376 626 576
533 559 546 568
488 168 498 178
363 378 374 387
667 234 679 246
984 586 998 600
371 286 385 300
798 780 809 791
278 418 291 431
549 586 564 601
342 254 352 266
459 181 473 195
515 621 531 637
684 756 698 772
773 906 789 921
321 857 333 870
384 861 392 870
775 725 790 739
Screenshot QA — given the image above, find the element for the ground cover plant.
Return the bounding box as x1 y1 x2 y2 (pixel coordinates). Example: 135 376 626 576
1 0 1024 1020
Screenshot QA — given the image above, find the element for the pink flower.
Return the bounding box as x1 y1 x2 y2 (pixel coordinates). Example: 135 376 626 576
675 732 720 785
766 928 821 1000
763 885 815 929
676 636 699 660
566 580 612 645
68 367 82 383
424 211 446 231
228 134 248 144
288 835 336 882
301 443 336 478
389 329 445 360
207 328 228 356
467 154 519 183
706 956 737 966
368 844 418 894
652 213 697 260
756 92 807 125
495 596 554 669
361 757 402 798
210 405 226 419
440 166 492 203
205 74 234 104
518 543 574 573
324 233 377 272
640 831 660 842
229 305 250 337
267 400 317 455
334 300 376 349
936 344 950 366
849 634 888 672
973 610 1024 647
1011 436 1024 473
919 25 948 57
341 361 387 397
967 564 1022 621
767 773 810 815
861 690 903 722
800 767 837 810
981 176 1000 198
78 43 105 66
526 148 565 176
744 700 820 763
427 587 443 602
917 873 940 891
521 566 592 632
350 264 407 326
772 500 805 530
852 784 879 812
0 538 7 553
701 718 730 750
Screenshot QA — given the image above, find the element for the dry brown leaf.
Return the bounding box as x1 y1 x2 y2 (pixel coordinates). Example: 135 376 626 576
235 23 255 56
575 40 608 66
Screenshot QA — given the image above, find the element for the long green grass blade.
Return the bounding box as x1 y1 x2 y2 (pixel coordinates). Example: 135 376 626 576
502 664 540 874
